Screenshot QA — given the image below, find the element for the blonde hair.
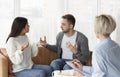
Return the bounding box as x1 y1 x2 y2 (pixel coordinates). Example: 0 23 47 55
94 14 116 36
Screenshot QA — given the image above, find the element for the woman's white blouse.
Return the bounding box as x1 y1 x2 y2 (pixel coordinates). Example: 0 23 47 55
6 35 39 72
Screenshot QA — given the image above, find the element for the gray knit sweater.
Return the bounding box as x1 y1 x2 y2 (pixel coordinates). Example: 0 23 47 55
46 31 89 65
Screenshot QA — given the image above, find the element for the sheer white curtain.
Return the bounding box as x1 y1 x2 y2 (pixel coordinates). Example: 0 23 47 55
19 0 67 44
0 0 66 47
0 0 14 47
67 0 98 50
17 0 66 44
1 0 120 49
67 0 120 50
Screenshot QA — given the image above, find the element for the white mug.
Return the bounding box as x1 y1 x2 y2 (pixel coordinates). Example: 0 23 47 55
52 70 60 77
60 70 75 76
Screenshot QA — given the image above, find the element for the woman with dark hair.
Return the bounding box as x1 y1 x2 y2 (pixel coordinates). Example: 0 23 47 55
6 17 53 77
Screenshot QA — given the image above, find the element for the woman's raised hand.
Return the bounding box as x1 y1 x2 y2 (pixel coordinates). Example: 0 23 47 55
21 43 29 51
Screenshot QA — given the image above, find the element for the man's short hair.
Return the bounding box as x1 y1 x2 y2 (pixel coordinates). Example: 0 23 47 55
62 14 76 27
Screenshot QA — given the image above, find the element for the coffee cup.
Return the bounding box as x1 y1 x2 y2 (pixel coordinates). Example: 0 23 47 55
52 70 60 77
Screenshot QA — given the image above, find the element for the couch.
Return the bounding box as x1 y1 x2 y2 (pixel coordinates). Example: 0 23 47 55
0 47 92 77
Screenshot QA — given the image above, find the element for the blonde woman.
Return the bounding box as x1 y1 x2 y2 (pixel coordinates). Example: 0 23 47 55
74 14 120 77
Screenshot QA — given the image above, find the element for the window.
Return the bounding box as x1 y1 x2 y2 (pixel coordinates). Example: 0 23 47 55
1 0 120 50
0 0 64 47
0 0 14 47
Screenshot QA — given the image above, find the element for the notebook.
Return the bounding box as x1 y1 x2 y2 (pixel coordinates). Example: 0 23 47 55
66 61 82 73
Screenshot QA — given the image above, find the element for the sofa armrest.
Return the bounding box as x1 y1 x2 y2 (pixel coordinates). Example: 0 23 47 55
0 53 8 77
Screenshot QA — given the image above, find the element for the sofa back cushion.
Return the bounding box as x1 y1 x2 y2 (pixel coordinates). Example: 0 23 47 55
32 47 58 65
0 48 13 74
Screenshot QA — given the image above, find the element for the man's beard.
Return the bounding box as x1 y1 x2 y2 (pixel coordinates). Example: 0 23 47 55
62 28 70 33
